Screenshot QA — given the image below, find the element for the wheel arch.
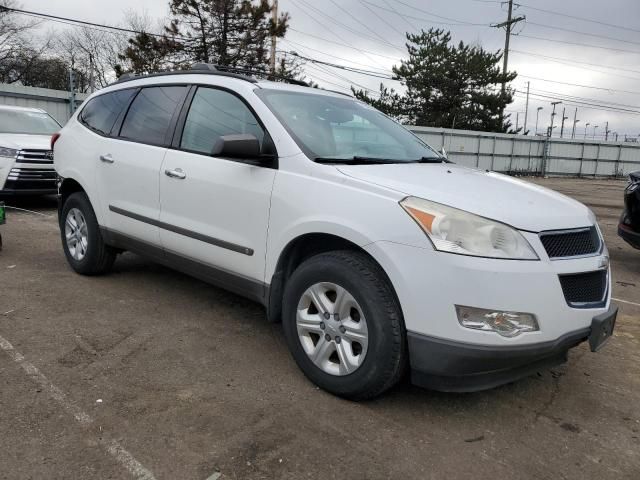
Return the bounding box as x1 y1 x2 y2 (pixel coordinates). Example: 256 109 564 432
266 232 402 324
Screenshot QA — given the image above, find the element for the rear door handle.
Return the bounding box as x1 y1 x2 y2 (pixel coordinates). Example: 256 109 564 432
99 154 114 164
165 168 186 180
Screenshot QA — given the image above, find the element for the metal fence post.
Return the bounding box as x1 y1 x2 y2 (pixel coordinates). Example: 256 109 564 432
615 144 623 178
594 143 600 177
578 141 585 178
508 136 516 173
476 134 481 167
542 137 550 176
490 136 496 171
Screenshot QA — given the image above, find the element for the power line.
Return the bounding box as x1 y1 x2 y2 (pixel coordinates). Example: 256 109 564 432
391 0 490 26
0 5 171 38
287 28 401 62
358 0 406 36
293 0 404 52
521 87 640 110
281 38 395 75
289 0 396 70
514 92 640 116
516 34 640 55
327 0 404 52
362 1 490 26
379 0 418 31
526 21 640 48
518 75 640 96
515 2 640 34
287 51 395 79
511 50 640 80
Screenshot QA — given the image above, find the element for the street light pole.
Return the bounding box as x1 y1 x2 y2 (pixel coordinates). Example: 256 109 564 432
535 107 543 135
584 122 590 139
593 125 599 139
549 101 562 138
560 108 569 138
571 108 578 139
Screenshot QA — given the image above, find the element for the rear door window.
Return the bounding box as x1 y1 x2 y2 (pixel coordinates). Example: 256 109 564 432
180 87 265 155
119 86 187 146
79 89 136 136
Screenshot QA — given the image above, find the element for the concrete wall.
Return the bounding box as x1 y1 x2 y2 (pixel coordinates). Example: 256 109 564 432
0 83 87 125
408 126 640 178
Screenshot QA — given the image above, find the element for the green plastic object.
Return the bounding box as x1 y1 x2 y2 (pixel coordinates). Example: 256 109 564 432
0 201 5 225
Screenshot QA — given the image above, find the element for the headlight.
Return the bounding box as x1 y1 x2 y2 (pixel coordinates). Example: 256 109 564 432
400 196 538 260
0 146 18 158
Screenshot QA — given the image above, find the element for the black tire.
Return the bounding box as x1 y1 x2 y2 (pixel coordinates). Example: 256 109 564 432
282 250 407 400
60 192 116 275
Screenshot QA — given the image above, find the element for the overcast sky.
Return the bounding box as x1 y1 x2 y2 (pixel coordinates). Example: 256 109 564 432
20 0 640 138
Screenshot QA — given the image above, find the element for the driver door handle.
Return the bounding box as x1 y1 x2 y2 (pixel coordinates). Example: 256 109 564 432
99 154 114 164
165 168 186 180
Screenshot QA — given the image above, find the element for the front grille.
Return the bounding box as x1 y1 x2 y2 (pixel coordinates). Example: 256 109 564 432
4 167 57 191
559 270 607 307
540 226 601 258
16 149 53 165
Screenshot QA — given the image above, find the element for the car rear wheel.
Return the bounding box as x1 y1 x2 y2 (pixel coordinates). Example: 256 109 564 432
282 250 407 400
60 192 116 275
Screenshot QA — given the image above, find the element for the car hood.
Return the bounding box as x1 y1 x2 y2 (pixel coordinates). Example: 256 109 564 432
336 163 593 232
0 133 52 150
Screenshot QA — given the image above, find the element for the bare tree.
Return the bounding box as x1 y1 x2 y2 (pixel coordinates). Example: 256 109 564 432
0 0 47 83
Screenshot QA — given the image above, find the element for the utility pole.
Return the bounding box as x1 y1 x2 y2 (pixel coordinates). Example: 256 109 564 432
68 62 76 116
605 121 610 141
270 0 278 75
571 108 578 139
492 0 525 124
560 107 568 138
524 81 530 134
88 53 95 94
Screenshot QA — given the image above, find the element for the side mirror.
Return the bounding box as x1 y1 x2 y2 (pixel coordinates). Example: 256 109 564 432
440 147 448 159
211 134 261 159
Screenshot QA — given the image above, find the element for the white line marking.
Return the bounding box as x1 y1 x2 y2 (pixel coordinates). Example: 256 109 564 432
0 333 157 480
613 297 640 308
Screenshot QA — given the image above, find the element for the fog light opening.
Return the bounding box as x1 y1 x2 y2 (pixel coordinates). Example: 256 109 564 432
455 305 539 337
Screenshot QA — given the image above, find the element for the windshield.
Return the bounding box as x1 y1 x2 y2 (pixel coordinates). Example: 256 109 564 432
256 89 440 163
0 109 61 135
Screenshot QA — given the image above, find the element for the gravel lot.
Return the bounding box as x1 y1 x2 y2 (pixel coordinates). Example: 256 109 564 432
0 177 638 480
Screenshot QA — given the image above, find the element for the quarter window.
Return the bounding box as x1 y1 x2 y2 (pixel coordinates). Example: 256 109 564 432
181 87 265 155
79 89 135 136
119 86 187 146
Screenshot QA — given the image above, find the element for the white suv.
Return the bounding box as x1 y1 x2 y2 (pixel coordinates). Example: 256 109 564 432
0 105 60 196
53 65 617 399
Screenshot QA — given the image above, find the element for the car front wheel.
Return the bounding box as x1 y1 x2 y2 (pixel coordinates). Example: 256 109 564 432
282 250 407 400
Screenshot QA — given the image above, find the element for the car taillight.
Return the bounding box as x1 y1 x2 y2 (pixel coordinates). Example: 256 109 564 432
51 132 61 150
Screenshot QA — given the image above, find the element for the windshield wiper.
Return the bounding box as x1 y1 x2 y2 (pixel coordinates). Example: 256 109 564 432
314 156 444 165
314 156 404 165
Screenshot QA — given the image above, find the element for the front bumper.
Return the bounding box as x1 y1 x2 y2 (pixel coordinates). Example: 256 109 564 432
618 223 640 249
408 305 617 392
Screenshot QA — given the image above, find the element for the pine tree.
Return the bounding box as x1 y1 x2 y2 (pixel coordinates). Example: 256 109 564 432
166 0 288 70
354 29 517 133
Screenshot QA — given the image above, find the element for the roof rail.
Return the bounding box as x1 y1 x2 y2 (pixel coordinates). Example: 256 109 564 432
209 64 310 87
111 67 258 85
111 64 311 88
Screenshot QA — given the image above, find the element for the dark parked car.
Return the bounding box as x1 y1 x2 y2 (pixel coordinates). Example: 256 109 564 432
619 171 640 249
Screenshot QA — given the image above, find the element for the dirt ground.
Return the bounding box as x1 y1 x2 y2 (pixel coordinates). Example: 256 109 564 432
0 177 638 480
